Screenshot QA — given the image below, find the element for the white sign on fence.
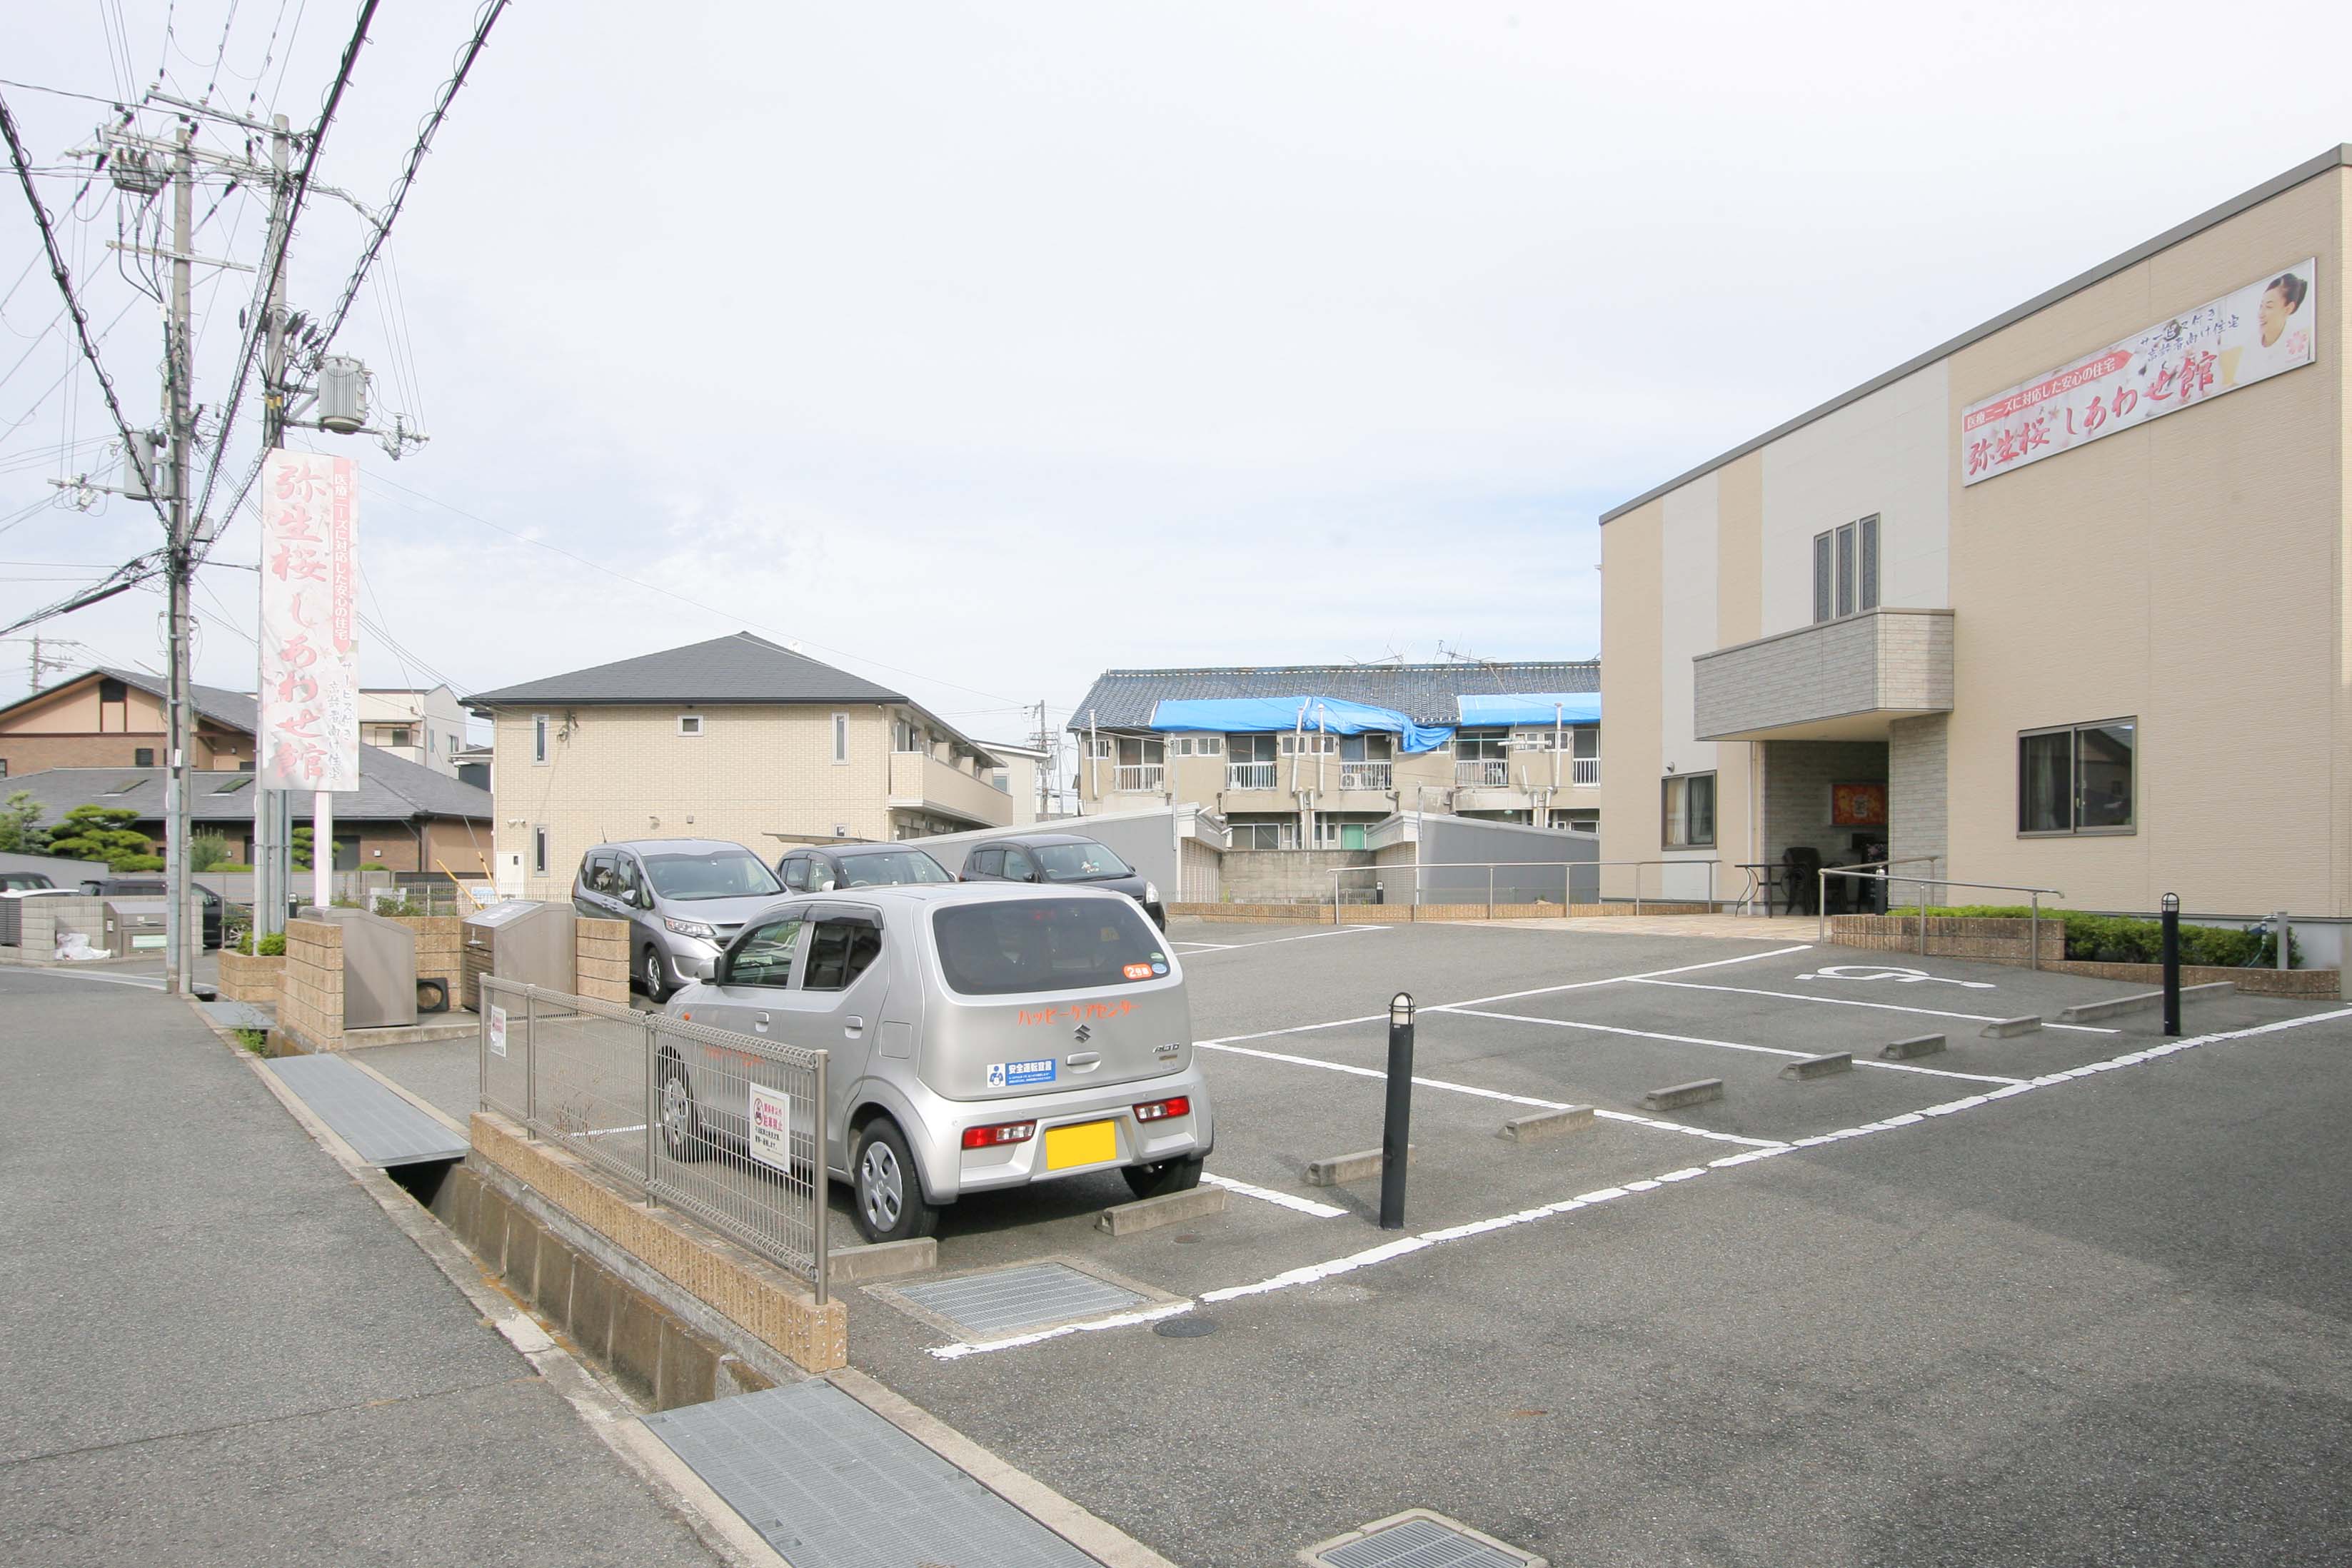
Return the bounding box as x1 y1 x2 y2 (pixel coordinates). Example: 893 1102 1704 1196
1962 260 2318 486
257 449 361 790
748 1083 793 1171
488 1004 508 1057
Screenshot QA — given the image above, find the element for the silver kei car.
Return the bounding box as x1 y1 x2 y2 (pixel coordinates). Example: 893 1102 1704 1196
665 881 1212 1243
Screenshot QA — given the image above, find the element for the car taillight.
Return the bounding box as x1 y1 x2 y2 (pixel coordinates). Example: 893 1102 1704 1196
1132 1096 1190 1122
962 1120 1037 1150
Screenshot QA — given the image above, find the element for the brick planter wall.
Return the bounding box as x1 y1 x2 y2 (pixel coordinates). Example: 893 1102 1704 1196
278 918 344 1051
1829 915 2066 965
217 948 285 1005
577 918 629 1006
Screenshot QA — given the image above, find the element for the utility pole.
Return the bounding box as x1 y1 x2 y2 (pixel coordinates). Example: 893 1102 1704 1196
253 113 293 941
162 124 195 996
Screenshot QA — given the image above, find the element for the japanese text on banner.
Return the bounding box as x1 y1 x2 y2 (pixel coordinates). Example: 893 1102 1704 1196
257 451 360 791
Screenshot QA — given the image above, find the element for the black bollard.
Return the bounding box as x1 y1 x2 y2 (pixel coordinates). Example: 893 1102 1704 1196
1379 992 1414 1230
2160 892 2181 1037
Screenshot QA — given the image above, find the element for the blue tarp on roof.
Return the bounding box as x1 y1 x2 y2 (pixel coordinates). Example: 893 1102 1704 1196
1457 692 1602 727
1147 695 1455 754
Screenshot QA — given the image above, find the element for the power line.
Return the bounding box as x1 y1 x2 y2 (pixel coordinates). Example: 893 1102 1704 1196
0 90 172 535
301 0 509 376
187 0 380 546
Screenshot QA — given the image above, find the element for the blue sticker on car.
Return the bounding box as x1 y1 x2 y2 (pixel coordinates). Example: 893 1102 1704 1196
1150 962 1168 975
987 1058 1056 1088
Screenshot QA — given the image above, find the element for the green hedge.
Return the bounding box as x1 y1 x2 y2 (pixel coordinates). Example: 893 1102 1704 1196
1883 906 2298 968
233 930 287 957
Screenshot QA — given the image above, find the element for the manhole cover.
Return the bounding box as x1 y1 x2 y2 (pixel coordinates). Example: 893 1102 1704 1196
894 1262 1146 1339
1155 1315 1217 1338
1301 1509 1546 1568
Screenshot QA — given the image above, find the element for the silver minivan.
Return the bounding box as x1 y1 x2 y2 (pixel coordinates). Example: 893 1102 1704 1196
665 882 1211 1242
573 838 785 1002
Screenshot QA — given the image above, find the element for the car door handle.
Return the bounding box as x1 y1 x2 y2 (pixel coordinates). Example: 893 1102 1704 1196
753 1011 770 1034
844 1015 865 1035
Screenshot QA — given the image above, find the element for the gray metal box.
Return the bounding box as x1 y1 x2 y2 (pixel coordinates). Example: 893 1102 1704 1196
461 900 577 1010
103 898 171 958
308 907 418 1028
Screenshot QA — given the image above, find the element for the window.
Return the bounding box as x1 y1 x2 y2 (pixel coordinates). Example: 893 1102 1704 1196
614 855 644 906
532 825 550 875
989 769 1010 792
967 848 1004 878
134 748 155 767
2019 719 2136 835
532 714 550 764
778 856 809 892
730 917 806 988
1001 846 1037 881
802 914 884 992
1454 728 1509 761
837 850 952 887
678 713 703 737
833 713 849 764
1813 516 1881 623
1338 733 1392 762
1115 735 1165 768
643 850 781 900
930 898 1163 997
387 726 413 748
1034 840 1130 881
893 718 923 752
1279 733 1338 755
211 775 253 795
1170 735 1224 757
1227 819 1297 849
1662 772 1717 848
1085 736 1113 759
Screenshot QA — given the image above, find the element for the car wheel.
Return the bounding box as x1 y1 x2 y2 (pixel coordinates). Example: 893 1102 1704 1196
655 1048 709 1162
640 943 672 1002
853 1117 938 1244
1122 1153 1205 1200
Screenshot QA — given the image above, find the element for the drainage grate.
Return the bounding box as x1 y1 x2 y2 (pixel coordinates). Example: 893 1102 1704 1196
644 1381 1101 1568
1304 1511 1545 1568
267 1054 466 1167
894 1261 1145 1339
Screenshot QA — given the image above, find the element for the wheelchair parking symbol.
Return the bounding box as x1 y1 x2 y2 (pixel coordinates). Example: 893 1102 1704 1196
1794 963 1995 990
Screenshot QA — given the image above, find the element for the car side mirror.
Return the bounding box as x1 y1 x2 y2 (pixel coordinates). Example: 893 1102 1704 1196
688 955 718 983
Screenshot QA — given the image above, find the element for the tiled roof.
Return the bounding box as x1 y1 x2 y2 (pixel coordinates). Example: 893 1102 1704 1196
1 763 488 826
467 632 906 708
1069 661 1601 729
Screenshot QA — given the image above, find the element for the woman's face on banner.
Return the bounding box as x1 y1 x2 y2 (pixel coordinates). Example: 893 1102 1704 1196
2258 281 2296 343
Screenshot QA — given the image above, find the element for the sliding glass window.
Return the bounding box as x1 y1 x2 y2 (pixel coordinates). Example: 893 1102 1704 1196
2019 719 2134 835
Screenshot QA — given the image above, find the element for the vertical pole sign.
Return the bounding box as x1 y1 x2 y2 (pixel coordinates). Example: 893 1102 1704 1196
258 451 360 913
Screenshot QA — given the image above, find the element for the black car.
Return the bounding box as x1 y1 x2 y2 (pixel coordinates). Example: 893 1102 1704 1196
956 832 1165 929
76 876 226 949
776 842 957 895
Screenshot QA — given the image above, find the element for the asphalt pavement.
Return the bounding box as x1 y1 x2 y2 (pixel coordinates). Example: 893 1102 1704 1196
0 966 728 1567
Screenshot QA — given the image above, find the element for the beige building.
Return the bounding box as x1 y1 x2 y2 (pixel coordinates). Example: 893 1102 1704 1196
470 633 1020 900
357 684 472 777
1068 663 1602 848
1600 145 2348 937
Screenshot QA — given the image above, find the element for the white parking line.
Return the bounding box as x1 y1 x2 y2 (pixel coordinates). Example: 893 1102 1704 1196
928 1005 2352 1359
583 1123 649 1137
1201 1172 1347 1218
1196 1038 1784 1149
1170 941 1240 951
1181 925 1392 955
1626 977 2121 1035
1445 1006 2026 1087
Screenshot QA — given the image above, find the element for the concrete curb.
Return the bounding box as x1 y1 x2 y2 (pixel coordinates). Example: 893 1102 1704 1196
1499 1105 1596 1142
1097 1185 1230 1235
1642 1079 1724 1111
1980 1015 2044 1038
1779 1052 1853 1080
828 1237 938 1285
2058 980 2236 1023
1305 1146 1415 1186
1881 1032 1947 1060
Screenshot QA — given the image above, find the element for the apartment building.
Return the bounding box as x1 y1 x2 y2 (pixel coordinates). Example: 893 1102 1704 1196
469 632 1020 899
1068 662 1602 848
1601 144 2349 928
974 738 1050 825
358 684 472 777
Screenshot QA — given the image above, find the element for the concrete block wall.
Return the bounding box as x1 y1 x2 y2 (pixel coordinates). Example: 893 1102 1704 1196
12 896 106 955
216 948 285 1004
388 915 461 1008
576 918 629 1006
1219 849 1374 905
278 918 345 1050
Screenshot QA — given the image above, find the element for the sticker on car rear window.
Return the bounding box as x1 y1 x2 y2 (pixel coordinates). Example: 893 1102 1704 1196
1122 962 1154 980
1150 962 1167 975
987 1058 1055 1088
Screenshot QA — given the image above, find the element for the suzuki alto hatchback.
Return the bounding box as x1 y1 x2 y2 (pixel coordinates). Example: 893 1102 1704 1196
665 881 1210 1242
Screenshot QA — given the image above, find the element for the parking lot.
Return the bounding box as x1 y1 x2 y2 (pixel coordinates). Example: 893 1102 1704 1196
356 916 2352 1567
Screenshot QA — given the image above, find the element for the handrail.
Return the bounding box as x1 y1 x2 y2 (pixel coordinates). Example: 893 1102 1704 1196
1330 858 1719 922
1818 869 2065 970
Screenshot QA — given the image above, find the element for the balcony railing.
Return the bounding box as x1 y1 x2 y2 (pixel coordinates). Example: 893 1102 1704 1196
1572 756 1599 787
1339 762 1392 792
1112 763 1165 793
1455 758 1510 788
1227 761 1278 791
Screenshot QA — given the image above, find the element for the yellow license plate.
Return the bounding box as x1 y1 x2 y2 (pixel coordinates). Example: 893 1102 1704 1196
1045 1120 1117 1170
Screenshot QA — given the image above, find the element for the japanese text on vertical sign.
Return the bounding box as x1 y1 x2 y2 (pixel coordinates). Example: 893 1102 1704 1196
258 451 361 791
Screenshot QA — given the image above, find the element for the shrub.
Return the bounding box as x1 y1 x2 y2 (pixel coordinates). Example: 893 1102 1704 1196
47 804 157 868
0 790 49 854
1883 905 2298 967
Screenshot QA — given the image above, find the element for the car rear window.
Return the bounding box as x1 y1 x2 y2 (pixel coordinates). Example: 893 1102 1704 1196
930 898 1167 997
838 850 953 887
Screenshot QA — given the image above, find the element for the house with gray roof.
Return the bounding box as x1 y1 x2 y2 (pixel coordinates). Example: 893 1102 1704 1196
466 633 1024 901
1067 660 1603 847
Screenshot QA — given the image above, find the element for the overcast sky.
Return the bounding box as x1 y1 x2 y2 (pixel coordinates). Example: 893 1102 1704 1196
4 1 2348 744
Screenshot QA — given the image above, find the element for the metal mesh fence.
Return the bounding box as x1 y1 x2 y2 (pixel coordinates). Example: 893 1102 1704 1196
477 978 830 1300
